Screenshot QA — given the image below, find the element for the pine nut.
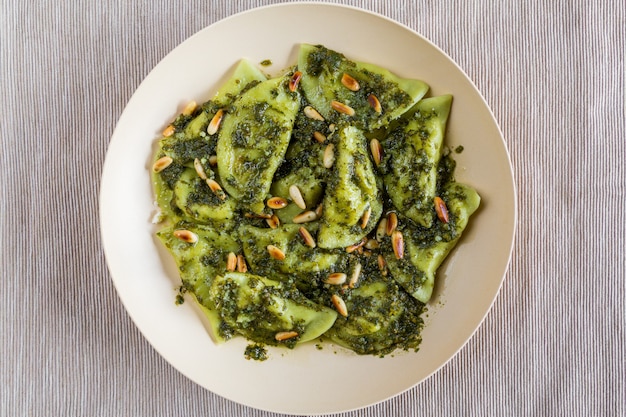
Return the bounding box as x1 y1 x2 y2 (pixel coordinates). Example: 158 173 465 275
364 239 380 250
207 109 224 135
367 94 382 113
275 331 299 341
314 203 323 218
293 210 318 224
341 73 360 91
265 215 280 229
304 105 324 121
226 252 237 271
377 254 388 276
331 294 348 317
173 229 198 244
162 124 175 137
182 100 197 115
313 131 326 143
153 156 173 173
376 218 387 241
346 237 367 253
267 197 288 209
194 158 207 180
206 179 226 200
370 138 383 166
267 245 286 260
434 196 450 223
391 230 404 259
325 273 347 285
349 262 362 288
331 100 355 116
289 71 303 92
289 185 307 210
237 254 248 273
298 227 316 248
323 143 335 168
386 212 398 236
360 207 371 229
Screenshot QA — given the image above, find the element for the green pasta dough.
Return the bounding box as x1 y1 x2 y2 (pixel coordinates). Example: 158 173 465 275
150 44 480 358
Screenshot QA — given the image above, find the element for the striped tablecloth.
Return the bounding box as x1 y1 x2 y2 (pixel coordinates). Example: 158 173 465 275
2 0 624 415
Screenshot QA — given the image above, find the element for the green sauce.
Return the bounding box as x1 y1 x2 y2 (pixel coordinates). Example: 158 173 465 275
245 343 268 361
151 44 480 359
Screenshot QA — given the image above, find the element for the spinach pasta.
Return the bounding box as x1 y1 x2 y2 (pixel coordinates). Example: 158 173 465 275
151 44 480 357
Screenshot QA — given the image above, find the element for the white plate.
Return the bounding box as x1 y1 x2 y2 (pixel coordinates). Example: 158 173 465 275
100 3 516 415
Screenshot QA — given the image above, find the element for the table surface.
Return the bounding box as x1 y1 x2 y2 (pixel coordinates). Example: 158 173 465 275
2 1 624 416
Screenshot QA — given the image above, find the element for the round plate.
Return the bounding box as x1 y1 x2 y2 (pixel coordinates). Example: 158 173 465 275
100 3 516 415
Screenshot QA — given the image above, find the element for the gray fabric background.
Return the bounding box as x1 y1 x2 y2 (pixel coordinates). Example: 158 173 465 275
2 0 624 415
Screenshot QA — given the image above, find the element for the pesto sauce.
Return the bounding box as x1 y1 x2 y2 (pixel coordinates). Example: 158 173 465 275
212 276 306 347
306 45 344 76
304 45 415 131
152 44 476 359
327 264 425 355
175 294 185 305
158 163 185 189
186 179 224 206
171 113 193 130
436 153 457 191
162 137 216 163
245 343 269 361
273 97 329 181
